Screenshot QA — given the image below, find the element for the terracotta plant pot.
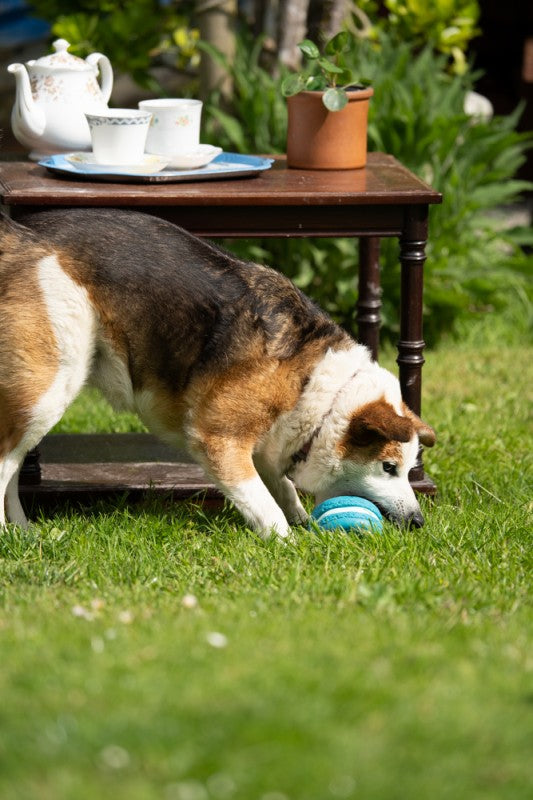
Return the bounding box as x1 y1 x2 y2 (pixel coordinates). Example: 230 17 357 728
286 87 374 170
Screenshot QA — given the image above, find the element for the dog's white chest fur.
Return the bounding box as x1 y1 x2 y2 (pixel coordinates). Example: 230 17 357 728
33 254 95 429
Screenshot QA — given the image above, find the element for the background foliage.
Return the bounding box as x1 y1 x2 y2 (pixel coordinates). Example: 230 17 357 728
357 0 481 74
203 27 532 345
27 0 199 89
26 0 533 345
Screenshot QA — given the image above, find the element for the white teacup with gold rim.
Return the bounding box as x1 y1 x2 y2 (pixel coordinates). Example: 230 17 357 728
85 108 152 165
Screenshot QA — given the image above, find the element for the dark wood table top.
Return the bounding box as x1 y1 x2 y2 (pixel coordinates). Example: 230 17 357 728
0 153 442 208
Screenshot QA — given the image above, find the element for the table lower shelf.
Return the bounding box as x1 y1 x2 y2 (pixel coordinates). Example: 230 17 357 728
19 432 435 517
19 433 223 515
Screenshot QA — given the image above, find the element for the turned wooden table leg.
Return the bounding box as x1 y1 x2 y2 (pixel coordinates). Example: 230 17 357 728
357 237 381 361
397 206 436 494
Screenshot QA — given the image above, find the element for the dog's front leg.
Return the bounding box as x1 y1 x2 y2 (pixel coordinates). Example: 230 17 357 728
254 456 309 527
190 438 291 539
226 475 292 539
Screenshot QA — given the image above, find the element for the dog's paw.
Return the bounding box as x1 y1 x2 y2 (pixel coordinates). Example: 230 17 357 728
287 507 309 527
261 517 292 540
283 493 309 527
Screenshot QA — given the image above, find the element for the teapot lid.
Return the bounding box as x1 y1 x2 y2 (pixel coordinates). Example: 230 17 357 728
29 39 92 71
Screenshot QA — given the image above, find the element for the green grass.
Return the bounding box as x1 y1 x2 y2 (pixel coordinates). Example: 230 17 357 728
0 314 531 800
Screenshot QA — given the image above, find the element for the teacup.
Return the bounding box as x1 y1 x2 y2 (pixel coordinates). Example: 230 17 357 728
85 109 152 165
138 99 202 156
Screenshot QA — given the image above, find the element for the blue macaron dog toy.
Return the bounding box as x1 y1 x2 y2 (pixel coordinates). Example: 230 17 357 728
310 495 383 534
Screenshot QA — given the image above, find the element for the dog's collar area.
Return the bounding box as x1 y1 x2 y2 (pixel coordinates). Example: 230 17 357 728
289 368 360 468
291 428 320 465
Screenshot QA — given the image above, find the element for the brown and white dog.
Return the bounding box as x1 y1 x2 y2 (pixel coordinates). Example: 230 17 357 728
0 209 435 537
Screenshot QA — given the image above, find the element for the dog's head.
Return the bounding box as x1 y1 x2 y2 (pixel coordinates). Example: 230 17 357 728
322 398 435 527
289 364 436 527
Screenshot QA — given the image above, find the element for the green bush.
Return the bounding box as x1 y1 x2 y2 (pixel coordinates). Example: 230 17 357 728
357 0 481 74
204 29 532 346
201 34 288 155
25 4 532 346
28 0 199 89
349 33 533 344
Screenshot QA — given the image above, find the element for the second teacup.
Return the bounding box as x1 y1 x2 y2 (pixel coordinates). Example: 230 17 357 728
139 98 202 156
85 109 152 165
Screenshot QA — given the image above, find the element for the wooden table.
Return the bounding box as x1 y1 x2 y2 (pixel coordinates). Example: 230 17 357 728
0 154 442 510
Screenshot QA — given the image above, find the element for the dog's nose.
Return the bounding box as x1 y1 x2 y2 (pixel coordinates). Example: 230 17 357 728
408 510 425 528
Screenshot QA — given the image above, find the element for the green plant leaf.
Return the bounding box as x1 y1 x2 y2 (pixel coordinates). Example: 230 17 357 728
206 106 247 152
298 39 320 59
322 88 348 111
305 75 327 90
281 73 305 97
337 68 356 86
196 39 228 69
318 57 344 75
324 31 351 56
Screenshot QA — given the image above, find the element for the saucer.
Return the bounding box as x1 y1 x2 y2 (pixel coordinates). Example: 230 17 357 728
163 145 222 170
64 152 170 174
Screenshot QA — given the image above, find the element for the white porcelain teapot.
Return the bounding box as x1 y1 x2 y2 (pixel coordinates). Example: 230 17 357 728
8 38 113 160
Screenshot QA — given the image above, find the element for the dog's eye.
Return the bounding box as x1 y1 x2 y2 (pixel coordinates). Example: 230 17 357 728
382 461 398 476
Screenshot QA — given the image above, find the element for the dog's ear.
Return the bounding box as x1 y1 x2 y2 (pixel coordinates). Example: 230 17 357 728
346 400 414 447
402 403 436 447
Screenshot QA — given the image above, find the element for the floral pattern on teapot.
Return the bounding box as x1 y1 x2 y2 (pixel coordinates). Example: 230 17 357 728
30 75 102 103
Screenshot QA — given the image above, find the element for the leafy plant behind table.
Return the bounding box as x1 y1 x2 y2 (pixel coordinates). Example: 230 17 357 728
204 29 532 346
25 3 532 344
201 33 289 155
357 0 481 75
27 0 199 90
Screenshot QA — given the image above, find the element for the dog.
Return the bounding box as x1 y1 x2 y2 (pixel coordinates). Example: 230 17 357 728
0 208 435 537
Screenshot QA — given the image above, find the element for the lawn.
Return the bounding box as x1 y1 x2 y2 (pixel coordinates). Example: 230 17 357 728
0 314 531 800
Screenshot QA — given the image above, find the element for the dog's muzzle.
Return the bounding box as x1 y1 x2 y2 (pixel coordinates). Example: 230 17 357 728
377 504 425 529
408 510 425 528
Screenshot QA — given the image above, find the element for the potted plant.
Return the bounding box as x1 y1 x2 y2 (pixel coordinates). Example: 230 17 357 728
281 32 373 170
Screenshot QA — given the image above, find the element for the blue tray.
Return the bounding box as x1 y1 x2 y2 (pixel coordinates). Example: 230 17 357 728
39 152 274 183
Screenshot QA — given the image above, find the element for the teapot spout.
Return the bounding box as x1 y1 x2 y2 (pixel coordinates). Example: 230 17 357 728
7 63 46 141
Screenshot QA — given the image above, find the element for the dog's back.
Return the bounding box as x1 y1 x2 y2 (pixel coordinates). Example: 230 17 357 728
16 209 348 392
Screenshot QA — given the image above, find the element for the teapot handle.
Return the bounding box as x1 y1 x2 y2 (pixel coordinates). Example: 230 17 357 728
86 53 113 104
